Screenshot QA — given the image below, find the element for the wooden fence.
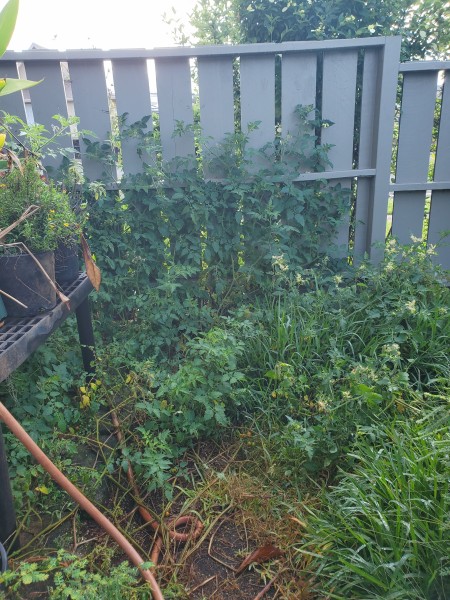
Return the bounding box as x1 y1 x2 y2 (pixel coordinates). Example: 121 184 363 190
0 38 449 267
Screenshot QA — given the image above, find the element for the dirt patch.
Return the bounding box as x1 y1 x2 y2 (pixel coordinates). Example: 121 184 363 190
180 518 277 599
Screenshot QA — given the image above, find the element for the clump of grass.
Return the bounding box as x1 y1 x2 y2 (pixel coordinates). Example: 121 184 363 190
299 410 450 599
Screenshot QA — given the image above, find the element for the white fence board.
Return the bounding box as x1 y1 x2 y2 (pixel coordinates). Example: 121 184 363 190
155 57 194 163
112 58 154 176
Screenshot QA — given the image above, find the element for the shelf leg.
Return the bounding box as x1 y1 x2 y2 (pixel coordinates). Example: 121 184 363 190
75 297 96 377
0 423 18 551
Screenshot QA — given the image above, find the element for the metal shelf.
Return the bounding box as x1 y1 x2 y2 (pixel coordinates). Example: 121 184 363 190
0 273 93 383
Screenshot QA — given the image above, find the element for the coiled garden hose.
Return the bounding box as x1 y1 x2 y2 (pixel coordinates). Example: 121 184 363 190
0 540 7 573
0 401 164 600
110 411 204 566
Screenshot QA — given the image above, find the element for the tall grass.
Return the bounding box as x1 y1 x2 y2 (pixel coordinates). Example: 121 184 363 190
299 411 450 599
238 240 450 477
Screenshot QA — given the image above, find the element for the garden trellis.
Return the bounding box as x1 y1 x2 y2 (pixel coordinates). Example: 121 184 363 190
0 36 449 267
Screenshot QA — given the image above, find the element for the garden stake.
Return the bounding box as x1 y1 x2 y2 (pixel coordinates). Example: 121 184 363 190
0 401 165 600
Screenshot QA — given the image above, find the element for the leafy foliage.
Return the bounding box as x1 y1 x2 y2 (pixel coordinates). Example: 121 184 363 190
0 550 149 599
84 107 349 351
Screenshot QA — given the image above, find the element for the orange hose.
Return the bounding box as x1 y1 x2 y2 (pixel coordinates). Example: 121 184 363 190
110 412 204 564
0 402 164 600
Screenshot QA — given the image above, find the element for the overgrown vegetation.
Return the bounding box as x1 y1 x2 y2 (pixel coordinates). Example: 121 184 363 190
0 108 449 598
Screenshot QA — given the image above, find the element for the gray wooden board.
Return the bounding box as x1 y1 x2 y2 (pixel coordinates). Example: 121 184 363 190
392 191 426 243
368 37 402 259
396 71 437 182
155 57 194 163
354 179 374 259
0 62 27 123
281 52 317 139
428 191 450 269
197 56 235 177
433 71 450 183
111 58 154 175
354 48 380 258
25 60 72 169
428 73 450 267
1 37 392 63
68 59 115 181
240 54 275 151
322 49 358 253
393 70 437 243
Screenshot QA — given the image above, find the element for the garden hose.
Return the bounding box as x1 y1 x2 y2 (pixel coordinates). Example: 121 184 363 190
0 402 164 600
110 411 204 566
0 540 7 573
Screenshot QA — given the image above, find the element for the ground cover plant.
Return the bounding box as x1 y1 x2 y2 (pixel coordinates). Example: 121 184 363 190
0 112 449 598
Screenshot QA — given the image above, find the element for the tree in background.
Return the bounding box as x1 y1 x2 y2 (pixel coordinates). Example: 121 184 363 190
172 0 449 60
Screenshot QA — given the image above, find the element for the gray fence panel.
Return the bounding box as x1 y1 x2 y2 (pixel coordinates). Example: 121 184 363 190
322 49 358 251
111 58 154 176
0 62 27 123
25 61 72 168
240 54 275 152
392 71 437 243
354 48 380 259
197 56 235 177
155 57 194 163
68 59 115 181
428 71 450 268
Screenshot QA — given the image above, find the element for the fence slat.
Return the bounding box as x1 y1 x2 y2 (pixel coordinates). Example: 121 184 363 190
322 49 358 252
24 61 71 168
354 48 380 259
240 54 275 151
155 57 194 163
111 58 153 176
0 62 27 123
392 71 437 243
428 72 450 268
281 52 317 138
68 59 115 181
198 56 235 177
367 37 402 260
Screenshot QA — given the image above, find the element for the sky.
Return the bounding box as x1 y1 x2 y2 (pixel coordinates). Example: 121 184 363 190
8 0 197 51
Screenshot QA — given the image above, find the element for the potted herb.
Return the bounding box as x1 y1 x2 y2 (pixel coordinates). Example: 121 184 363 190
0 157 78 316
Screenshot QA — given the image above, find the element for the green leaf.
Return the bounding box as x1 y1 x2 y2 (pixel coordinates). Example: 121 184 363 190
0 0 19 57
0 77 43 96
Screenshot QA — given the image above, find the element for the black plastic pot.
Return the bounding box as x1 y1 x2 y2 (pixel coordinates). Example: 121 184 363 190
0 251 56 317
55 241 79 285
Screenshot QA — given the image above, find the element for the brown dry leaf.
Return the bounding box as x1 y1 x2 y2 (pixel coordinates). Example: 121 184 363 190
235 544 284 575
80 233 101 291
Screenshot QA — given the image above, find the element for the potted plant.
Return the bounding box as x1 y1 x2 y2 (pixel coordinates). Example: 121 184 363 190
0 0 41 318
0 156 79 316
